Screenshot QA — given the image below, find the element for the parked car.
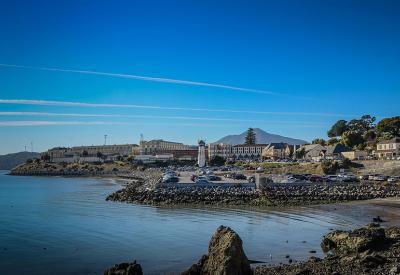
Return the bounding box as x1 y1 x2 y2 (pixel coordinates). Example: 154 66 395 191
368 174 380 181
387 176 399 183
190 174 198 182
207 175 222 181
195 178 210 184
359 174 370 180
338 174 359 182
326 175 339 182
162 176 179 183
309 175 323 182
374 175 388 181
233 173 247 180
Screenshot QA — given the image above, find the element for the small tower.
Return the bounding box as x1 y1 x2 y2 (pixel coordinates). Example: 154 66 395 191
198 140 206 168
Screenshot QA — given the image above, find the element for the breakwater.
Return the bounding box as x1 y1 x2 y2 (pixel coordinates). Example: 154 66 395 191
107 182 400 206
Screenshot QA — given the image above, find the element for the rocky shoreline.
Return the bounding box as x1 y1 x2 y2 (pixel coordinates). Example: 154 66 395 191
104 223 400 275
106 182 400 206
255 223 400 275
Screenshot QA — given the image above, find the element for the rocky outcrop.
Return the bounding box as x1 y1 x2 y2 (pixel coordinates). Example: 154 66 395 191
255 224 400 275
183 225 253 275
321 223 387 254
104 260 143 275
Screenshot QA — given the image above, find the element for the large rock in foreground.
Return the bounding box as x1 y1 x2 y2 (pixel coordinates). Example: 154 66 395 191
183 225 253 275
104 260 143 275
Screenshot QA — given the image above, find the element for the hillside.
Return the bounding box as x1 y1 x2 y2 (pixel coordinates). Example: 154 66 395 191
0 151 41 170
215 128 308 145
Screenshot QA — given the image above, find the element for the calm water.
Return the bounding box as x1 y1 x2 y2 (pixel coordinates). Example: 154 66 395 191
1 170 399 275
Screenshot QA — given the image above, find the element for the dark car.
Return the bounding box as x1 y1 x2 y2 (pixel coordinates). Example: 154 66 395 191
207 175 222 181
234 174 247 180
190 174 198 182
162 176 179 183
309 175 323 183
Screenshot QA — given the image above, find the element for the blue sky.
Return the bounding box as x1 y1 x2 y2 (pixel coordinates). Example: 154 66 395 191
0 0 399 154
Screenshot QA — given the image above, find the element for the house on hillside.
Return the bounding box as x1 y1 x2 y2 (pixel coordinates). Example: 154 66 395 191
341 150 368 160
297 144 327 161
325 144 352 160
375 137 400 159
262 143 292 160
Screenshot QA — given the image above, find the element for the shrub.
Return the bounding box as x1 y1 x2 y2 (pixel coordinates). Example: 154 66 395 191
321 161 339 174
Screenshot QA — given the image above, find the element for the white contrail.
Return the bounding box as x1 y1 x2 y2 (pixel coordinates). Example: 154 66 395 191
0 120 323 128
0 63 278 95
0 121 127 126
0 112 127 117
0 111 327 125
0 99 350 117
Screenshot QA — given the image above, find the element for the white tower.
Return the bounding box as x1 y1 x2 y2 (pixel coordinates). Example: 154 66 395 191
197 140 206 168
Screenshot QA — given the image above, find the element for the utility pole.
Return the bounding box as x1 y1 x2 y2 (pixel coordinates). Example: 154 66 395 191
104 135 108 146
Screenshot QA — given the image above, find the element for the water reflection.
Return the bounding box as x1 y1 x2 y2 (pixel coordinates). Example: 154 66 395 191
0 171 399 275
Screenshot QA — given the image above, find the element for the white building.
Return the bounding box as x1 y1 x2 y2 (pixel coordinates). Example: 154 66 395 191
375 137 400 159
208 143 269 160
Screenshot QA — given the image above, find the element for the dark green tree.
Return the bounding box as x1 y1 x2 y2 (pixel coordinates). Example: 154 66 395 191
376 116 400 138
312 138 326 146
327 138 339 145
209 156 226 166
295 147 306 159
340 131 364 148
348 115 376 133
327 120 348 137
245 128 256 145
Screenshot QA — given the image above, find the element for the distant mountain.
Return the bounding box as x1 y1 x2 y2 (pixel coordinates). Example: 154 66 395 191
0 151 41 170
214 128 308 145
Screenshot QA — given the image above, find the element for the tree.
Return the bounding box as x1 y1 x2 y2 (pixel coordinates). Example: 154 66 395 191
321 161 339 175
295 147 306 159
245 128 256 145
312 138 326 146
376 116 400 138
327 138 339 146
363 130 376 142
347 115 376 133
82 150 89 157
340 131 364 148
96 151 105 160
209 156 226 166
327 120 348 137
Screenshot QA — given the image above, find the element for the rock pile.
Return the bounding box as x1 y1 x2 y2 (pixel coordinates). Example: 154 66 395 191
107 186 261 205
104 260 143 275
183 225 253 275
107 182 400 206
255 224 400 275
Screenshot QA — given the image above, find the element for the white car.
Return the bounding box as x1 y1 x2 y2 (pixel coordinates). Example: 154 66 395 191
387 177 399 183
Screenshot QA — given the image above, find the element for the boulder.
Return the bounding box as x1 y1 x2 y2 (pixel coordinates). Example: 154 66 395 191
321 223 387 254
104 260 143 275
182 225 253 275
